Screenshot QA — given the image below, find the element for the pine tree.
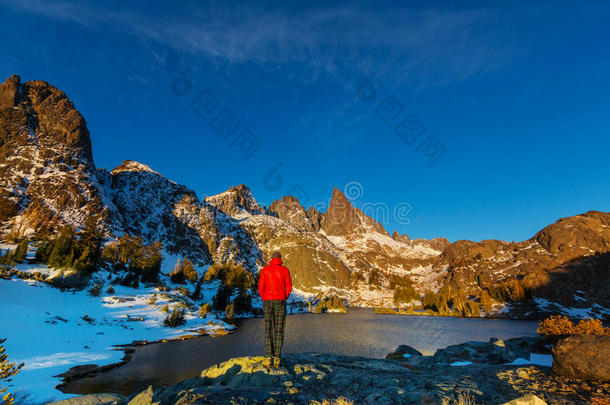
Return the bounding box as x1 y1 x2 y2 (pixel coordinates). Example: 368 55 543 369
117 234 145 270
212 285 232 310
450 289 467 316
101 242 120 270
423 291 438 311
466 300 481 317
192 281 202 300
35 240 52 263
1 338 24 405
182 258 198 282
505 278 527 302
47 227 76 269
76 216 104 272
12 240 28 263
138 241 163 282
225 302 235 320
163 307 186 327
0 248 14 266
199 303 211 318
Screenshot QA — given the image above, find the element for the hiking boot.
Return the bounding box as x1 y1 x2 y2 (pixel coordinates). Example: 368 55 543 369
273 357 281 368
262 357 272 367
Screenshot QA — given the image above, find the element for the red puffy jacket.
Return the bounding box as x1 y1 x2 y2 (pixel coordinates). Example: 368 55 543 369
258 257 292 301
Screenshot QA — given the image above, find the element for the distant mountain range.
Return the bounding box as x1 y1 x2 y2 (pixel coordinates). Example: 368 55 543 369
1 75 608 318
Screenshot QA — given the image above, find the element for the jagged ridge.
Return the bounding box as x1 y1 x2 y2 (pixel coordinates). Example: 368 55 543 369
1 75 609 314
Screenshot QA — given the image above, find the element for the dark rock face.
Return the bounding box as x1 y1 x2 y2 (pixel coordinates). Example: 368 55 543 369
552 335 610 381
306 207 322 232
108 161 213 265
268 196 316 231
0 74 21 109
0 75 119 235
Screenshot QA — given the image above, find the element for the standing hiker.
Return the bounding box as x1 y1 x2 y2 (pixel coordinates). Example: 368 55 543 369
258 251 292 367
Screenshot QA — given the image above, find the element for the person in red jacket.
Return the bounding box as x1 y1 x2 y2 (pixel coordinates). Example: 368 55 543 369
258 251 292 367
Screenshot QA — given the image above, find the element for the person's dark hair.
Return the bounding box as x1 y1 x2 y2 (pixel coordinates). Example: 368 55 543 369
271 251 281 259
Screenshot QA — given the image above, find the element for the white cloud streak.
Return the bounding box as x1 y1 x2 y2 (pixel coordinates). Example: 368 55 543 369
6 0 522 87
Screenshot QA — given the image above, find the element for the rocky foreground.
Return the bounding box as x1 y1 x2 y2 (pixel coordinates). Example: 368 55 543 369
51 337 610 405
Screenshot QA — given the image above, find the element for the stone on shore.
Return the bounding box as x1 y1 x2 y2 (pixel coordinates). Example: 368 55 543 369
127 386 159 405
552 335 610 381
385 344 423 360
433 337 530 364
501 394 547 405
47 393 127 405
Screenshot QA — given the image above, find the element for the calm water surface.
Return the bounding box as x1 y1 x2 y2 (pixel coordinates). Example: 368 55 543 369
62 308 538 396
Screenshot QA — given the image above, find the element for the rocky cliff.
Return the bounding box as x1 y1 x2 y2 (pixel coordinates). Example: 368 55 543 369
0 75 120 237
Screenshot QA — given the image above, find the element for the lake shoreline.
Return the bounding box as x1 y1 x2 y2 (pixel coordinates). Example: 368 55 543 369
56 308 540 398
54 306 531 391
51 335 610 404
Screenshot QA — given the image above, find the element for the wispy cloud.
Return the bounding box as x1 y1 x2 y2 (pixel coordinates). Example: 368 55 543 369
7 0 523 88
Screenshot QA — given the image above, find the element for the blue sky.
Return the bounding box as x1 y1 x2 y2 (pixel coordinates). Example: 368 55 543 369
1 0 608 242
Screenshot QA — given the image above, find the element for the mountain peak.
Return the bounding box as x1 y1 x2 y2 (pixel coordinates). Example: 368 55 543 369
0 75 113 234
205 184 264 218
331 187 348 201
0 75 93 164
111 160 160 175
268 195 317 231
321 186 387 237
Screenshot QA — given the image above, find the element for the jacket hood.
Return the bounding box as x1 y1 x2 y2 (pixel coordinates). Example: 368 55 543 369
270 257 283 265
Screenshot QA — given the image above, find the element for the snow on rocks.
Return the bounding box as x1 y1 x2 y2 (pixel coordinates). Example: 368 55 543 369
534 297 610 319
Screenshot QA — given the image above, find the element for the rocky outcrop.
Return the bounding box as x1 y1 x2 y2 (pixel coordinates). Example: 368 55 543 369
306 207 323 232
0 75 120 236
431 212 610 315
0 74 21 109
48 393 126 405
45 267 91 289
432 337 531 365
268 195 317 232
552 335 610 381
108 160 212 265
240 215 352 289
384 344 423 360
535 211 610 261
501 395 547 405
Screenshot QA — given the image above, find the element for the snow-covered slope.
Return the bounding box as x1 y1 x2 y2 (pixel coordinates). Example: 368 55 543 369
0 267 233 403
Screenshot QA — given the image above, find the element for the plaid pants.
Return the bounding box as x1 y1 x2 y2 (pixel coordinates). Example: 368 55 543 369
263 299 286 358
